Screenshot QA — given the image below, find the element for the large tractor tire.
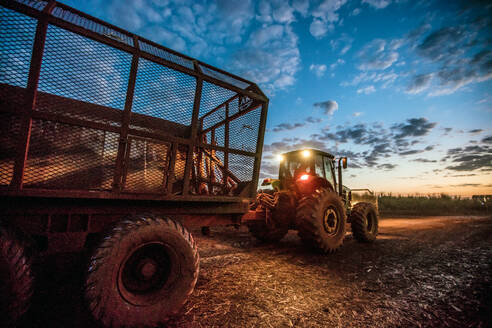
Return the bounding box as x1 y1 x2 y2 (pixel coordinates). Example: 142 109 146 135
350 202 379 242
0 226 34 326
296 189 346 253
85 215 199 328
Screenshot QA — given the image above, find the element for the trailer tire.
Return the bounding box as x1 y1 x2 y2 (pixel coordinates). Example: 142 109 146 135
350 202 379 242
0 227 34 326
296 189 346 253
85 215 199 328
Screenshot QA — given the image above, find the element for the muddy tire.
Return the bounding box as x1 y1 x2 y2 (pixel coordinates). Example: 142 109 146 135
350 202 379 242
296 189 346 253
85 215 199 328
0 227 34 326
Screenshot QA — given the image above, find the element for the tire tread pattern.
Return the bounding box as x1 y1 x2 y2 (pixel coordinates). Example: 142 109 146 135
85 215 199 328
0 227 34 324
296 189 346 253
350 202 379 243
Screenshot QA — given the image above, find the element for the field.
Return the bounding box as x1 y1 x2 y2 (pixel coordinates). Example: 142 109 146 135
18 215 492 328
378 194 490 216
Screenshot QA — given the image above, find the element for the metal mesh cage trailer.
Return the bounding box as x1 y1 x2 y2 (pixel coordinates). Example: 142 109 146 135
0 0 268 211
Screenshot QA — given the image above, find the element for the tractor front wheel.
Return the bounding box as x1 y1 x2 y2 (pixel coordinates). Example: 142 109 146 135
350 202 379 242
85 215 199 328
296 189 346 253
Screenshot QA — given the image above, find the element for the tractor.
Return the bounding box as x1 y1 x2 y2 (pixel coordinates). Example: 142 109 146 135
248 149 379 252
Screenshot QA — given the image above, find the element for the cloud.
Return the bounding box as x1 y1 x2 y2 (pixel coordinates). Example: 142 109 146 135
314 100 339 115
306 116 322 123
411 12 492 97
412 158 437 163
330 58 345 70
468 129 484 134
362 0 392 9
231 24 300 93
357 85 376 94
377 163 397 170
309 0 348 39
272 122 306 132
309 64 328 77
272 116 322 132
482 135 492 143
329 33 354 55
357 39 399 70
342 71 398 88
444 143 492 171
351 8 361 16
391 117 437 139
353 112 363 117
405 73 433 94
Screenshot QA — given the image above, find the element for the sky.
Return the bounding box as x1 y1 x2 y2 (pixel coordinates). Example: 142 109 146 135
58 0 492 196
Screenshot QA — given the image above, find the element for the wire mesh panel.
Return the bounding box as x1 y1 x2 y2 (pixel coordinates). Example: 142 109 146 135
229 106 261 153
51 5 134 47
199 81 236 118
13 0 48 10
0 1 267 202
36 24 132 124
0 113 21 186
199 65 250 90
132 58 196 126
0 6 37 90
123 138 170 193
139 40 194 70
229 154 255 181
24 120 118 190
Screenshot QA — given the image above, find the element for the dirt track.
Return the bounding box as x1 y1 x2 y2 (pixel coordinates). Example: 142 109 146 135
20 216 492 328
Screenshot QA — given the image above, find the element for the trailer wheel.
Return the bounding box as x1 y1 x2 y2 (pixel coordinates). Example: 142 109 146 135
296 189 346 253
350 202 379 242
85 215 199 328
0 227 34 325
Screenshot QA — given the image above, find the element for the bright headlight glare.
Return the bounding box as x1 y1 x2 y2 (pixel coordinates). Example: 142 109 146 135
302 150 311 158
276 154 284 162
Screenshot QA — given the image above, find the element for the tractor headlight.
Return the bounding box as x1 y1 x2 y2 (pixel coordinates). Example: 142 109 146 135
301 150 311 158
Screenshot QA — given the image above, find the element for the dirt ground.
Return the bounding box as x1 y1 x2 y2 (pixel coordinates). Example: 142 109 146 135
19 216 492 328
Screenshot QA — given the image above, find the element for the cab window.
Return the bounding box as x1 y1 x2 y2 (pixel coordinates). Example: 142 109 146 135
323 156 335 188
315 155 324 178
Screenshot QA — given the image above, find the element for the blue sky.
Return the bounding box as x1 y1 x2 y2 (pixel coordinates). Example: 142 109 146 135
59 0 492 195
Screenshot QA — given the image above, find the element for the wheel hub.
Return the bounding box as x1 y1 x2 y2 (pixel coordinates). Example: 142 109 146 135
119 242 172 305
138 259 158 280
323 207 339 236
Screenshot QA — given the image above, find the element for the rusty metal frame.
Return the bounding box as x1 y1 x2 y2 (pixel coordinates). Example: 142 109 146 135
0 0 268 204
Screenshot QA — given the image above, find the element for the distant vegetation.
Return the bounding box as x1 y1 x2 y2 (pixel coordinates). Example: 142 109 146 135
377 193 490 216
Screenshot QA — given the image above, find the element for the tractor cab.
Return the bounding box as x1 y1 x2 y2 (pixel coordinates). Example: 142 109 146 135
275 149 347 196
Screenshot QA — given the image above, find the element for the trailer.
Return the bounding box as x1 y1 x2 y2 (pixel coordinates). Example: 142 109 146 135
0 1 268 326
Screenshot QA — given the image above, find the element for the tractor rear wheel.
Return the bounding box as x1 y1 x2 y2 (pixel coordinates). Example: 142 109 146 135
296 189 346 253
350 202 379 242
0 226 34 326
85 215 199 328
